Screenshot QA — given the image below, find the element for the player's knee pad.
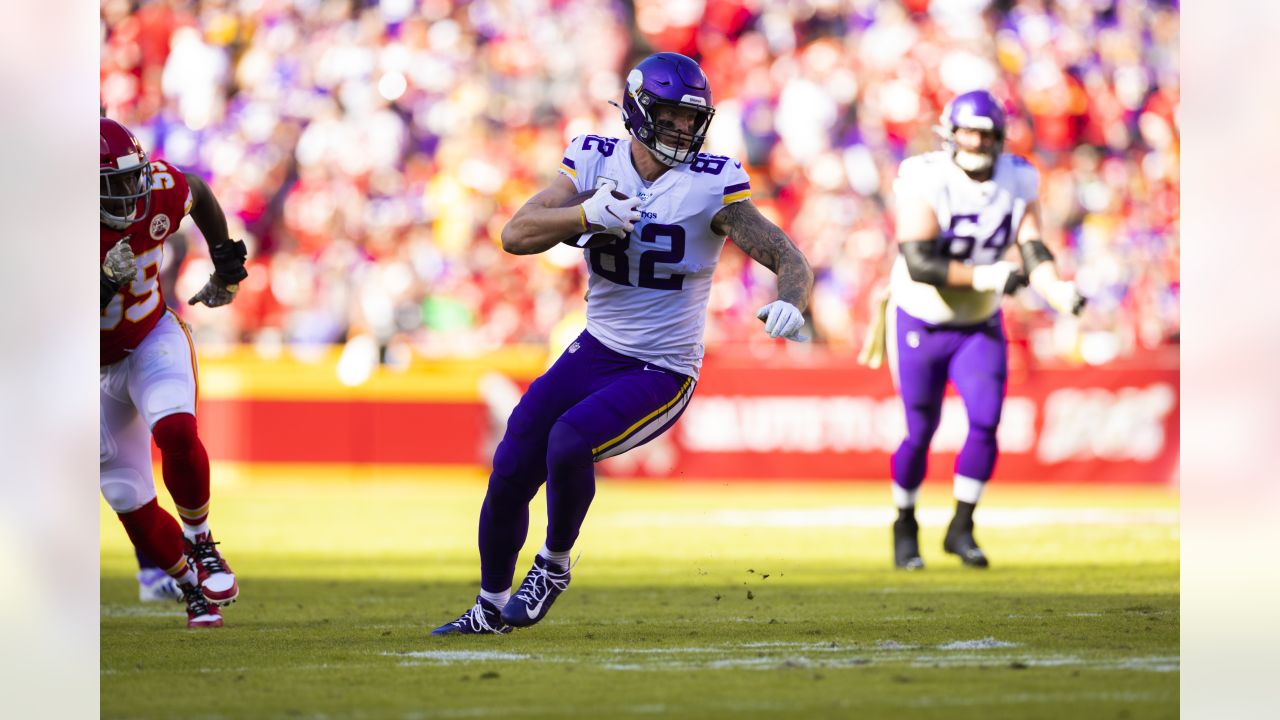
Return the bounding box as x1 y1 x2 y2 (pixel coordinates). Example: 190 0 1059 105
546 421 591 472
152 413 199 457
490 435 526 482
966 419 999 444
902 404 943 444
142 380 196 426
492 401 536 475
100 468 156 514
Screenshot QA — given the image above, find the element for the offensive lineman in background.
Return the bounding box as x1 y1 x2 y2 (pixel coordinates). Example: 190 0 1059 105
433 52 813 635
881 90 1084 570
100 117 247 627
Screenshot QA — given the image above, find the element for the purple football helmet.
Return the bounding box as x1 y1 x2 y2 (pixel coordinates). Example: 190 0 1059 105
938 90 1007 173
620 52 715 167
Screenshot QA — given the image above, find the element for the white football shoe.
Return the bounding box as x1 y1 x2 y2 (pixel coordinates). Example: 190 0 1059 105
137 568 184 602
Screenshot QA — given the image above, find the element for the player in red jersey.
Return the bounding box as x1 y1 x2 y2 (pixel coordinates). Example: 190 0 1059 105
99 117 247 628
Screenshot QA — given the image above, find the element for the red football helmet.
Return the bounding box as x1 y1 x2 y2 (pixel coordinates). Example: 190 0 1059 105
100 117 153 230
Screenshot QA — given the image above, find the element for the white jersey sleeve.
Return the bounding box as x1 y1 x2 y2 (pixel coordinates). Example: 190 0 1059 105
889 152 1039 326
892 153 947 209
559 134 626 194
718 159 752 207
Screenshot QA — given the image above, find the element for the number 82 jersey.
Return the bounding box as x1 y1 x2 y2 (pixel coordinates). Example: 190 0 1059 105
100 159 193 366
559 135 751 379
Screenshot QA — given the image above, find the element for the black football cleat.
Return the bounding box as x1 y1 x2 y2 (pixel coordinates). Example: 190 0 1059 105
943 501 989 568
893 512 924 570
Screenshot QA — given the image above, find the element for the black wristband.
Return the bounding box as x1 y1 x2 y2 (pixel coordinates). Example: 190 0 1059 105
900 240 949 287
210 239 248 284
1019 239 1055 275
101 268 121 311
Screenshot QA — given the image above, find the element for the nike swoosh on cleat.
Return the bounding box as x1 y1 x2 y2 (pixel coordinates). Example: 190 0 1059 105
526 597 547 619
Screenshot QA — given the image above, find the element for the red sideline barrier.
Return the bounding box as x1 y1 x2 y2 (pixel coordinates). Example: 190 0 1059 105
198 400 489 465
601 352 1179 484
187 349 1178 484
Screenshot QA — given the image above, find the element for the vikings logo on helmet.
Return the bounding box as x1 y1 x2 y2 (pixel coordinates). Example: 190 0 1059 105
619 53 716 167
937 90 1007 174
100 117 154 230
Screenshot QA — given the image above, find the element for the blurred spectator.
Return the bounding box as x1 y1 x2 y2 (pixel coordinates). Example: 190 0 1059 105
102 0 1178 367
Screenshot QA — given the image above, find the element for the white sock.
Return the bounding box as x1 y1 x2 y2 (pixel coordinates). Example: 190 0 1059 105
892 484 919 510
538 544 571 570
954 474 987 504
479 588 510 609
174 567 198 588
183 522 210 541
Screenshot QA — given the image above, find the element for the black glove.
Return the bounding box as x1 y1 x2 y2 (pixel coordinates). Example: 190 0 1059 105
210 239 248 284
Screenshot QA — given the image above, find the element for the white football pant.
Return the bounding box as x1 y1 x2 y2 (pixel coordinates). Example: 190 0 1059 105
100 311 199 514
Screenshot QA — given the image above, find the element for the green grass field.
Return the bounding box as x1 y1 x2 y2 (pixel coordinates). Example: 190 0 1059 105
101 464 1179 719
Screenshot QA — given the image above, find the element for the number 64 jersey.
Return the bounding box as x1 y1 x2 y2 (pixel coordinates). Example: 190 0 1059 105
558 135 751 379
100 159 193 366
889 151 1039 326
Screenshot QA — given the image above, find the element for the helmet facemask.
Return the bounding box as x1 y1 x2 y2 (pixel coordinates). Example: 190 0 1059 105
100 159 152 230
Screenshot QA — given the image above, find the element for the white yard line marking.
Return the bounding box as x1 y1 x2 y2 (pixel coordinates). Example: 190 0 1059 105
386 650 530 662
100 606 185 618
937 637 1020 650
380 640 1177 674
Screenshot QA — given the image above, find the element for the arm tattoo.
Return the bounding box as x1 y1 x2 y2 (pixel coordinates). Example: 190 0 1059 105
716 201 814 311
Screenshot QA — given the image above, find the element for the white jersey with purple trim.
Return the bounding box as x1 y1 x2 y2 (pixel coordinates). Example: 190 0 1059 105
889 151 1039 325
558 135 751 379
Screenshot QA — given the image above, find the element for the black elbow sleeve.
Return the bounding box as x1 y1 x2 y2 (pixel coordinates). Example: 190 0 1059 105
1020 239 1055 275
900 241 949 287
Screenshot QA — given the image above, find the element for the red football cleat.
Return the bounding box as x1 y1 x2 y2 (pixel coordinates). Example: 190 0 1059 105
181 582 223 628
185 532 239 606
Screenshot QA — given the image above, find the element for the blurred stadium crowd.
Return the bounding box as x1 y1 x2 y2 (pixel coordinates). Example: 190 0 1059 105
101 0 1179 368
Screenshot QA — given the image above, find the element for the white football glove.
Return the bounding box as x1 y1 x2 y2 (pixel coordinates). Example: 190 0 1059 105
756 300 809 342
581 186 641 236
187 274 239 308
1044 280 1086 316
102 239 137 285
970 261 1024 294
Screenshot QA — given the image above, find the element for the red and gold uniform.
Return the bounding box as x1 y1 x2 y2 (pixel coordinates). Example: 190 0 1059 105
100 159 193 366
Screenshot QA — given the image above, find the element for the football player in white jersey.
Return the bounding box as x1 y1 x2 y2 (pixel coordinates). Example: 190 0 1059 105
433 52 814 635
881 90 1084 570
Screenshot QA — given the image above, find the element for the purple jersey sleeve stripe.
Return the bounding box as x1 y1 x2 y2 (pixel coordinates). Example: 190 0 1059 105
723 181 750 195
561 157 576 169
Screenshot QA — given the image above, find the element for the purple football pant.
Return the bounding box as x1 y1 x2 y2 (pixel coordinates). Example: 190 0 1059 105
478 330 696 592
889 306 1007 492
